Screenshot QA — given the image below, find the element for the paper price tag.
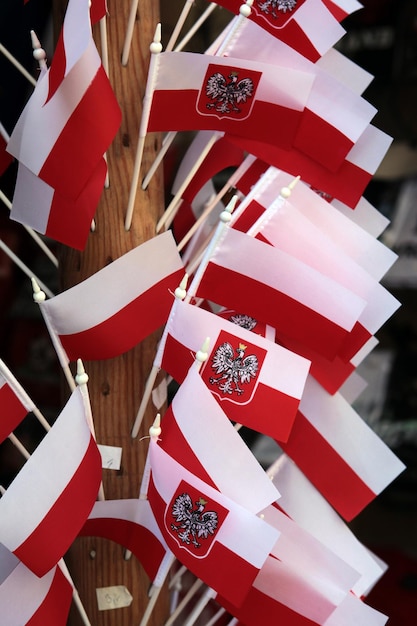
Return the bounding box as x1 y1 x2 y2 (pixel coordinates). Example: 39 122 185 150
96 585 133 611
98 444 122 470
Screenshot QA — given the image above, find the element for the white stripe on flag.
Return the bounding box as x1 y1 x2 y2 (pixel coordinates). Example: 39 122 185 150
0 388 91 549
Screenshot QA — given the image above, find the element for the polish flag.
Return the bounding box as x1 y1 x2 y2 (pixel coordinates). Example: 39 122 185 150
263 169 397 282
148 437 280 607
251 192 400 361
0 360 35 443
157 360 281 513
232 165 397 281
11 159 106 250
0 387 102 576
220 18 376 172
146 51 315 151
269 454 387 598
210 0 345 62
38 231 185 363
0 562 73 626
278 376 406 521
7 0 121 201
79 498 171 585
260 505 360 621
155 299 310 442
218 571 388 626
192 225 367 361
226 123 393 208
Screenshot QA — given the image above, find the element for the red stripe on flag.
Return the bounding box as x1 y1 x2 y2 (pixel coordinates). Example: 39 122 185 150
278 412 376 521
45 158 107 250
26 566 73 626
59 268 184 361
294 108 355 172
226 136 373 208
79 517 166 582
0 384 29 444
147 91 302 151
39 66 121 200
337 322 372 363
14 435 101 577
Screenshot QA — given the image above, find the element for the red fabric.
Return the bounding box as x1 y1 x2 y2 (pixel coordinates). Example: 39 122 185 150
0 382 28 443
26 567 73 626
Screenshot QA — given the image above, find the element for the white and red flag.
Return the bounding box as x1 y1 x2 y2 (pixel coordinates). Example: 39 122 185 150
218 568 388 626
258 505 360 622
145 50 315 151
11 158 107 250
269 454 387 598
278 375 406 521
155 299 310 441
249 189 400 362
38 231 185 363
0 359 36 444
157 360 281 512
192 224 367 361
0 562 73 626
226 123 393 208
0 387 102 577
79 498 171 585
148 436 280 607
6 0 121 201
209 0 346 62
219 17 376 172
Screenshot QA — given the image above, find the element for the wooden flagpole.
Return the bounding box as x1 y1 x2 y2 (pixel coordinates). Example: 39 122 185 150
52 1 170 624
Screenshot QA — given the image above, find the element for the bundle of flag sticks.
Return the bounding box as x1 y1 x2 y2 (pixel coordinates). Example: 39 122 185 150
0 0 407 624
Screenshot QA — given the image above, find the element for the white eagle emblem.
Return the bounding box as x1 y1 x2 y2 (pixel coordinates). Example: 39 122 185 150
227 313 258 332
170 493 218 548
209 342 259 396
257 0 298 17
205 71 254 115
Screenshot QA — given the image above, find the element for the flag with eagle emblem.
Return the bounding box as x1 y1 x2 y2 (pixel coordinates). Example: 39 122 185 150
145 51 315 151
147 436 280 607
207 0 346 62
154 299 310 441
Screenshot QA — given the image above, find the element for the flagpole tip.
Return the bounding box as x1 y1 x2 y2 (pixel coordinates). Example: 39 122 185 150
196 337 210 364
31 277 46 302
75 359 89 386
220 195 238 223
240 0 253 17
149 413 162 438
150 24 163 54
174 273 188 300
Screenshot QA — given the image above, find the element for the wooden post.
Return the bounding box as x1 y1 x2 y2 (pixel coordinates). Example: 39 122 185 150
52 1 170 624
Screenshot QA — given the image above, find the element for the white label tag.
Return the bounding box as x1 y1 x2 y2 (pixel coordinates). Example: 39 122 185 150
96 585 133 611
98 445 122 470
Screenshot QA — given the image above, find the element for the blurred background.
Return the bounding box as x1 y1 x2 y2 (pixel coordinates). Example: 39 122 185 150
1 1 417 623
